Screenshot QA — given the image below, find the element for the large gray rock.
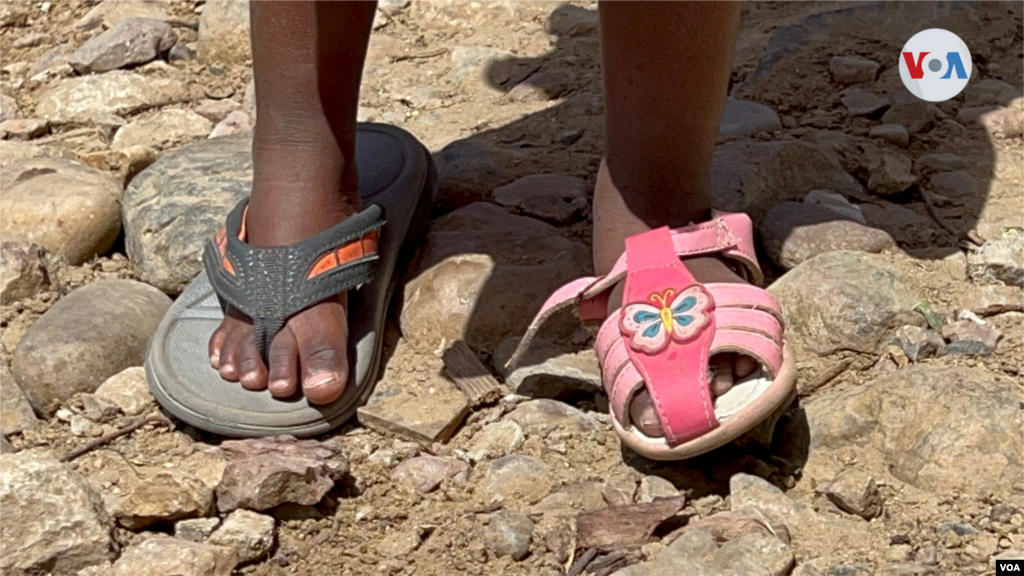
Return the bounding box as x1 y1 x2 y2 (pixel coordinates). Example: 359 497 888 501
768 251 922 357
34 71 187 123
400 202 589 353
719 98 782 136
69 18 176 74
710 140 863 224
483 510 534 561
760 202 894 269
197 0 251 64
0 157 122 265
11 280 171 416
74 0 169 31
0 241 49 304
113 108 213 150
0 364 38 435
123 133 252 293
806 365 1022 496
968 234 1024 287
435 139 526 209
0 451 115 576
612 527 793 576
110 538 238 576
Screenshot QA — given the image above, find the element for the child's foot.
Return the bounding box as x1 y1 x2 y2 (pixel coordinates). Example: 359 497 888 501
207 142 361 405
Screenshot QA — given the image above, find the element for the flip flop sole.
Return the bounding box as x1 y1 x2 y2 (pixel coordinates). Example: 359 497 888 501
147 123 436 437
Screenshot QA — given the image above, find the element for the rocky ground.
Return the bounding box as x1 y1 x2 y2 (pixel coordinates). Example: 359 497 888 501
1 1 1022 575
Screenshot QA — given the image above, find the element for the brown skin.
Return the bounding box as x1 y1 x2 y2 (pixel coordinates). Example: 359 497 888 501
211 1 757 438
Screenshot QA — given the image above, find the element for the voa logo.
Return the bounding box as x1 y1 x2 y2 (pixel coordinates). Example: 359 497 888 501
899 28 972 102
999 561 1023 573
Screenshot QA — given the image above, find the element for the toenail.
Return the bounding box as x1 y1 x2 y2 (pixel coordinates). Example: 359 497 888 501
305 372 337 389
240 358 258 373
210 352 220 365
270 380 289 393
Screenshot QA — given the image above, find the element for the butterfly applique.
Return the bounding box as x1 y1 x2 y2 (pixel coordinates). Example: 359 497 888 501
619 286 713 354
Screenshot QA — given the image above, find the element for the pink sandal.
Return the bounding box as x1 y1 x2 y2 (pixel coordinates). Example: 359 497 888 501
505 211 796 460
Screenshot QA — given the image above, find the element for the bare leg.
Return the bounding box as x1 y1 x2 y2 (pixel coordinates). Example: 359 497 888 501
595 1 757 437
209 1 376 404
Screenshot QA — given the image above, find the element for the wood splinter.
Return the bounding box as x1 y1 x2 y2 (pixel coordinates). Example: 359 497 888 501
442 340 505 407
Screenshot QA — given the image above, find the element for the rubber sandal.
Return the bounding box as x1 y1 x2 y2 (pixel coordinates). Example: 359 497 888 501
506 212 797 460
146 123 436 437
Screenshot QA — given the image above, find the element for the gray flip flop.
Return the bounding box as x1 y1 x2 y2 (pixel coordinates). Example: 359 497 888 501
146 123 436 437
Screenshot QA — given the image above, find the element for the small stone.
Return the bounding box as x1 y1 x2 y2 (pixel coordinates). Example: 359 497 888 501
198 0 251 64
110 538 238 576
390 455 468 494
929 170 978 200
466 420 525 462
27 43 74 77
979 105 1024 139
483 510 534 561
69 18 176 74
867 152 916 196
208 110 252 138
1 157 122 265
208 509 275 563
194 99 242 123
914 546 938 565
0 242 48 304
13 32 53 49
820 469 882 519
937 521 980 537
70 413 96 436
377 0 410 16
80 393 120 422
881 101 933 134
434 139 526 208
110 472 214 529
1 93 19 121
964 79 1018 108
719 98 782 136
914 153 966 175
893 325 946 362
12 281 171 416
792 565 825 576
75 0 170 31
603 477 637 507
761 202 894 269
168 42 196 62
829 56 880 85
869 124 909 148
114 108 214 150
478 454 553 505
0 364 39 435
215 436 348 512
942 319 1002 355
968 234 1024 287
494 336 602 400
828 565 871 576
35 70 187 123
94 367 155 416
377 528 422 557
638 476 679 503
507 399 599 435
1 450 115 576
804 190 867 224
356 370 469 444
175 517 221 542
992 504 1018 524
841 87 889 117
493 173 588 225
545 4 598 37
530 481 607 517
0 118 49 140
507 71 571 102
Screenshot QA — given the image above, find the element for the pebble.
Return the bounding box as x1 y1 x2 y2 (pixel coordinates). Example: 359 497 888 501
483 510 534 561
208 509 276 563
768 251 921 357
434 139 525 208
929 170 977 200
215 436 349 512
94 366 156 416
493 336 601 399
390 455 468 494
719 98 782 136
356 365 469 444
197 0 251 64
478 454 554 505
27 43 74 77
942 319 1002 355
466 420 525 462
968 234 1024 287
1 157 122 265
914 153 966 175
0 93 19 121
841 87 889 117
113 108 214 150
803 190 866 223
530 481 607 517
75 0 169 31
0 450 115 576
613 527 793 576
110 537 238 576
820 469 882 520
175 517 221 542
12 32 53 49
68 18 176 74
377 528 423 557
110 471 214 529
869 124 909 148
493 173 588 225
867 151 916 196
0 364 39 435
123 132 252 293
11 280 170 416
0 241 49 304
806 365 1022 496
195 99 243 123
209 110 252 138
35 70 187 123
0 118 48 140
80 393 119 422
991 504 1018 524
400 202 588 353
638 475 680 504
793 565 825 576
963 79 1019 108
545 4 598 37
168 42 196 62
760 202 894 269
507 399 599 435
829 56 879 84
881 101 933 134
893 325 946 362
